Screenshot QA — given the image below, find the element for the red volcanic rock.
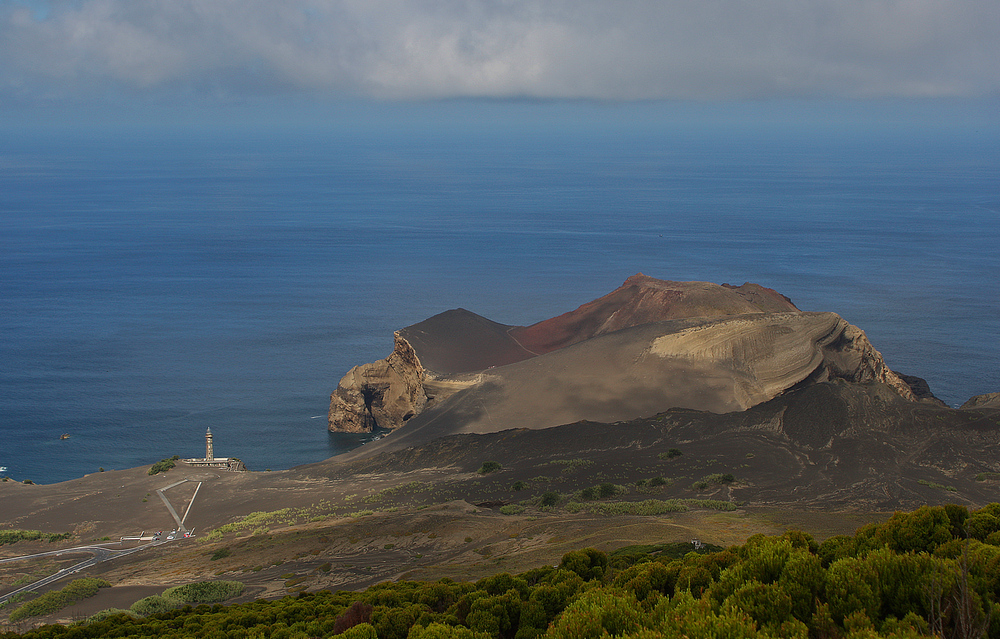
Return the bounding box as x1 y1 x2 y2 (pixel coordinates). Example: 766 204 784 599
509 274 799 355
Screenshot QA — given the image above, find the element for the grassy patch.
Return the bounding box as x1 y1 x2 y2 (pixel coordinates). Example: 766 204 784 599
566 499 688 516
703 473 735 484
130 584 248 617
9 578 110 622
693 473 735 490
564 498 736 516
549 459 594 473
209 547 231 561
500 505 525 515
918 479 957 492
202 501 342 540
363 481 430 504
162 580 245 604
0 530 71 546
681 499 738 511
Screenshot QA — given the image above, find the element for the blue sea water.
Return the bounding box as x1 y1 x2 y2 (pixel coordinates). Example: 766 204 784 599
2 120 998 484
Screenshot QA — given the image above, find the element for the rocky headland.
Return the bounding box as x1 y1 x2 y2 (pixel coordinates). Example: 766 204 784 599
328 274 921 445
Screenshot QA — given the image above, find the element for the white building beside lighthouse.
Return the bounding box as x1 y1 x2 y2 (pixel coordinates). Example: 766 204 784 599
182 428 246 471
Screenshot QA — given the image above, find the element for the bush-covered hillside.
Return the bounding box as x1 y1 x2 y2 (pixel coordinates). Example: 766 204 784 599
6 503 1000 639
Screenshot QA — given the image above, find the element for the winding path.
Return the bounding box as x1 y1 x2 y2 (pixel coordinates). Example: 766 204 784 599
0 477 204 605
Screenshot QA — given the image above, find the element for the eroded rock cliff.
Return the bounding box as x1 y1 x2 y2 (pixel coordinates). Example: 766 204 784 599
328 333 427 433
962 392 1000 410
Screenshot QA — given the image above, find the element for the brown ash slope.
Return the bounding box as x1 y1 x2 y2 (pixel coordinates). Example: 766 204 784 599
310 380 1000 512
329 274 913 436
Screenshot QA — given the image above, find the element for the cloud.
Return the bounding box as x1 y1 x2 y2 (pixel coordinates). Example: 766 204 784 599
1 0 997 101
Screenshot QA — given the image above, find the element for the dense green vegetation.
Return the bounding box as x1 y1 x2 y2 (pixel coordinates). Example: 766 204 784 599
9 504 1000 638
128 582 246 617
0 531 71 546
147 456 180 476
7 579 109 622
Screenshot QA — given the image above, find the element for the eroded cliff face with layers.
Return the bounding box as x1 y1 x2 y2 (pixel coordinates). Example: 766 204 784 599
328 333 427 433
328 275 916 434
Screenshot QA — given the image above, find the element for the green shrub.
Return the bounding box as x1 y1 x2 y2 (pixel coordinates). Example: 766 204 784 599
545 587 641 637
409 622 486 638
917 479 957 492
659 448 683 460
148 456 178 476
340 623 378 639
559 548 609 581
86 608 138 623
0 530 44 545
130 595 179 616
210 547 231 561
500 505 525 516
130 580 246 617
477 461 502 474
649 476 667 487
540 492 561 507
512 481 528 491
162 580 245 603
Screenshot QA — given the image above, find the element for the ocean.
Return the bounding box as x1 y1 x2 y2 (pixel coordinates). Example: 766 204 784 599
2 118 998 484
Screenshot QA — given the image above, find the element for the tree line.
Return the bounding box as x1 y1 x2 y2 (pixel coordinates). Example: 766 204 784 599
5 503 1000 638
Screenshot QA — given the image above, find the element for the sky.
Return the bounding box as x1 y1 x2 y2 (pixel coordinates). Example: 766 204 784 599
1 0 998 129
